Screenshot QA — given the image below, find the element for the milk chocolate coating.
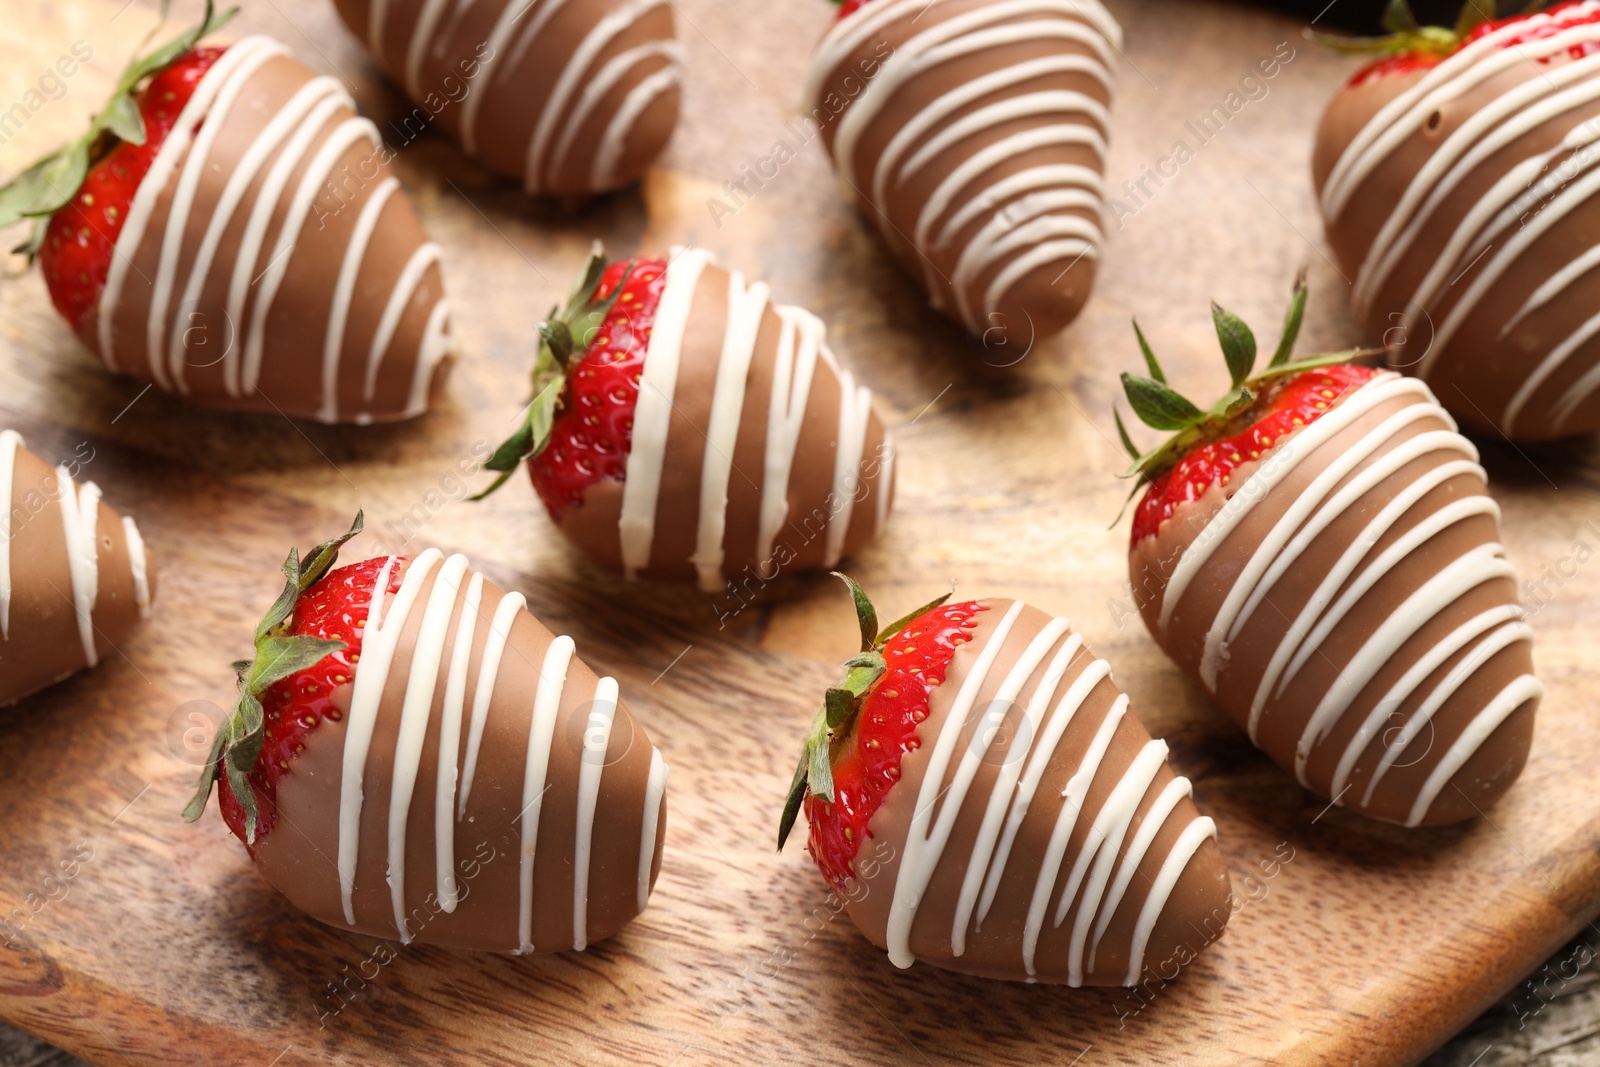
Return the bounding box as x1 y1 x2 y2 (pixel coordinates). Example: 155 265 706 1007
553 250 894 592
252 552 668 953
840 598 1232 986
331 0 682 196
1130 372 1541 827
805 0 1119 341
0 432 155 706
83 36 455 424
1313 12 1600 440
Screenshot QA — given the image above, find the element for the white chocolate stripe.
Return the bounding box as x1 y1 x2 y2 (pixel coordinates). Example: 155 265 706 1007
55 468 102 668
227 90 349 398
692 272 767 592
1277 501 1503 703
168 72 340 394
322 177 401 422
555 39 683 180
153 40 288 393
121 516 151 621
619 247 711 576
1322 8 1600 218
572 675 618 950
1353 52 1600 317
99 39 276 372
975 640 1097 928
638 747 668 912
872 55 1110 210
591 59 683 190
458 588 527 816
1246 457 1485 738
1124 817 1216 986
363 242 444 403
244 117 383 396
1060 739 1167 987
0 432 147 663
755 308 823 569
1294 542 1515 784
386 552 469 942
1200 404 1455 690
0 430 18 639
1369 617 1529 799
434 569 482 913
1407 674 1544 826
1087 776 1192 971
1159 374 1429 634
949 616 1073 956
522 0 672 190
339 549 440 925
887 599 1025 968
1023 692 1125 978
517 634 574 953
825 375 874 569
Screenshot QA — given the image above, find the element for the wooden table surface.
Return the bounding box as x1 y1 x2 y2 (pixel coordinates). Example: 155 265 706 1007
2 1 1599 1065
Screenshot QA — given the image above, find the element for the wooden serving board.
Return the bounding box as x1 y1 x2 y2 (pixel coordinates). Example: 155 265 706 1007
2 1 1598 1064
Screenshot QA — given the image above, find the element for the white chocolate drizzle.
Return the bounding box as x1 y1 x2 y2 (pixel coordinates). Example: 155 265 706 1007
95 35 452 423
618 249 889 588
808 0 1119 333
378 0 684 194
1154 374 1542 825
885 600 1214 984
1322 4 1600 434
333 552 654 949
0 431 150 669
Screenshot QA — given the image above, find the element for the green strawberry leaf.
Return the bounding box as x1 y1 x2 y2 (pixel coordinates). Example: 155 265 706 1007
1212 302 1257 388
184 514 363 840
1113 406 1141 460
832 572 878 653
1122 372 1204 430
1270 271 1308 369
1132 319 1166 384
776 578 952 852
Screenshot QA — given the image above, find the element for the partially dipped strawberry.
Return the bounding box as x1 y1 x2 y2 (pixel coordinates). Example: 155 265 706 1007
1118 278 1542 827
0 4 454 424
478 246 895 593
779 576 1232 986
1314 1 1600 439
186 514 670 953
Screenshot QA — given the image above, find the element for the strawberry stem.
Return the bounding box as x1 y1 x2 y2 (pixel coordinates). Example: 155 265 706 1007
183 512 365 843
777 574 953 851
1112 274 1388 496
0 0 236 259
472 243 635 501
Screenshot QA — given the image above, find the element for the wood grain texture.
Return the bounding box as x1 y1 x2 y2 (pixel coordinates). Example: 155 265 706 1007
1 1 1598 1066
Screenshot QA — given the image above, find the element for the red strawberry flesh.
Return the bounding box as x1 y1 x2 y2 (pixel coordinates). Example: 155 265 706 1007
217 554 405 850
1130 364 1377 547
1350 1 1600 86
37 46 226 331
804 600 988 890
528 257 668 517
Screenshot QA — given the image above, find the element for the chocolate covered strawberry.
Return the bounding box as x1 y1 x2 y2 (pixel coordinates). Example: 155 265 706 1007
804 0 1121 341
329 0 683 196
0 430 154 706
1118 277 1542 826
1314 0 1600 439
778 575 1232 986
477 246 895 592
185 514 669 953
0 4 454 424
